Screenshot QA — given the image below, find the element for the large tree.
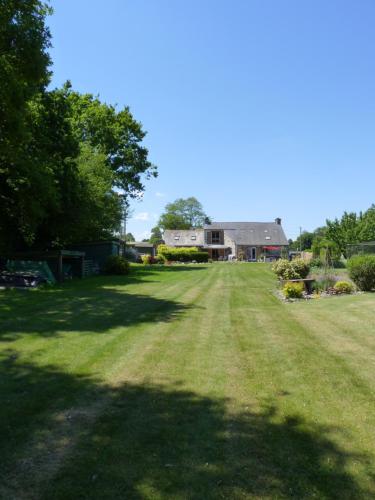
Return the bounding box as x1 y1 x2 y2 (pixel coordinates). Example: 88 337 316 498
358 205 375 242
0 0 52 250
0 0 51 149
158 197 209 230
66 85 157 198
149 226 163 245
326 212 360 257
289 231 314 251
125 233 135 242
0 1 156 252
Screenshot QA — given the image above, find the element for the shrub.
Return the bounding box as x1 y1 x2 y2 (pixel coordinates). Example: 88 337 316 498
141 254 157 265
347 255 375 291
332 260 346 269
313 277 337 293
310 257 323 268
333 280 354 294
141 254 150 265
282 282 304 299
104 255 130 275
157 245 208 263
272 259 297 279
191 251 209 263
291 258 310 278
272 258 310 280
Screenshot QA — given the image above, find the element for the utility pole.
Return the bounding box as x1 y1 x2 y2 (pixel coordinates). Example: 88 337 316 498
299 226 302 252
120 195 133 248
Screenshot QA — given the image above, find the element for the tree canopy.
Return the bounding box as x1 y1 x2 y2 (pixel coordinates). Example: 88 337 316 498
158 197 210 230
289 231 314 251
289 206 375 260
0 1 156 252
149 226 164 245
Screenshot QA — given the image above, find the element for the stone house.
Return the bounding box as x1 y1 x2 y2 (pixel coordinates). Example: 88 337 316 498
163 219 288 261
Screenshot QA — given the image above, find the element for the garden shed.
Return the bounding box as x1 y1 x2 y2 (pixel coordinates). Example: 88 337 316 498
126 241 156 257
68 239 124 271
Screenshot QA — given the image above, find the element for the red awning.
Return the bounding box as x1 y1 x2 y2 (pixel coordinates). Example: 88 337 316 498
263 246 281 250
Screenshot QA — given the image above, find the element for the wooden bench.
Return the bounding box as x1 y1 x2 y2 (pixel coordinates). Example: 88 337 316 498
280 278 315 294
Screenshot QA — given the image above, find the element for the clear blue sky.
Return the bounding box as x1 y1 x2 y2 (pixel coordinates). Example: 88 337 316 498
48 0 375 241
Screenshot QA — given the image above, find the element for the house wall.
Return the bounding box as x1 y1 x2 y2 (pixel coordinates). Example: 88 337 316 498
223 233 236 255
236 245 263 260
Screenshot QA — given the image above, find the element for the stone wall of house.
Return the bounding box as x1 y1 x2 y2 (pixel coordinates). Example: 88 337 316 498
224 233 236 255
236 245 263 260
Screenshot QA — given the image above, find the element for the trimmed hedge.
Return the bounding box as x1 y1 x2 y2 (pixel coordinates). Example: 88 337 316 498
157 245 209 263
347 255 375 291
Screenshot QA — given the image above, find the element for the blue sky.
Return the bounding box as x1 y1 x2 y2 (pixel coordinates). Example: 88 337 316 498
48 0 375 240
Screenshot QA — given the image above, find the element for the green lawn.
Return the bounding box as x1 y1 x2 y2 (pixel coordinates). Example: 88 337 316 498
1 263 375 499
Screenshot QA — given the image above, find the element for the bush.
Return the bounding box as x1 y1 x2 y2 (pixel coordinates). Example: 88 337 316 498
157 245 208 263
309 257 323 268
333 280 354 294
272 258 310 280
141 254 158 265
347 255 375 291
332 260 346 269
191 251 209 263
104 255 130 275
272 259 297 279
282 282 304 299
291 258 310 278
313 277 337 293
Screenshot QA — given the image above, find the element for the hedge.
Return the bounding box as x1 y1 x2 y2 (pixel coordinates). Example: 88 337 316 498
157 245 209 263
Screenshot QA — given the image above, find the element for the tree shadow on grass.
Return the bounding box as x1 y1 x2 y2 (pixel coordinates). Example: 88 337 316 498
0 266 207 342
0 289 191 342
0 286 193 341
0 351 373 500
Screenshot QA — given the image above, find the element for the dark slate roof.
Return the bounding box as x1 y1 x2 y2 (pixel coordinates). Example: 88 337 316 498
204 222 288 246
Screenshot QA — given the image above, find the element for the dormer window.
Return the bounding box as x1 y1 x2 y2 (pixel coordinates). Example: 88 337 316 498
174 236 180 240
265 236 271 240
191 235 196 240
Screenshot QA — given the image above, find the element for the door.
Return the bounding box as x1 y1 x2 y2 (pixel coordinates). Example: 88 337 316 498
212 249 219 260
246 247 257 261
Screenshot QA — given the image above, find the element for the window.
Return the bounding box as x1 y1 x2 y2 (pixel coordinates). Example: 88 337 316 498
212 231 220 244
191 235 196 240
174 236 180 240
265 236 271 240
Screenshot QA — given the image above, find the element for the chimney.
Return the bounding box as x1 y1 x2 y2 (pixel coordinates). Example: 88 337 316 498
275 217 281 225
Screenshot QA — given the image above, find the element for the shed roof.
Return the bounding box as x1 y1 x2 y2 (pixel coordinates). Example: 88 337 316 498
127 241 155 248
